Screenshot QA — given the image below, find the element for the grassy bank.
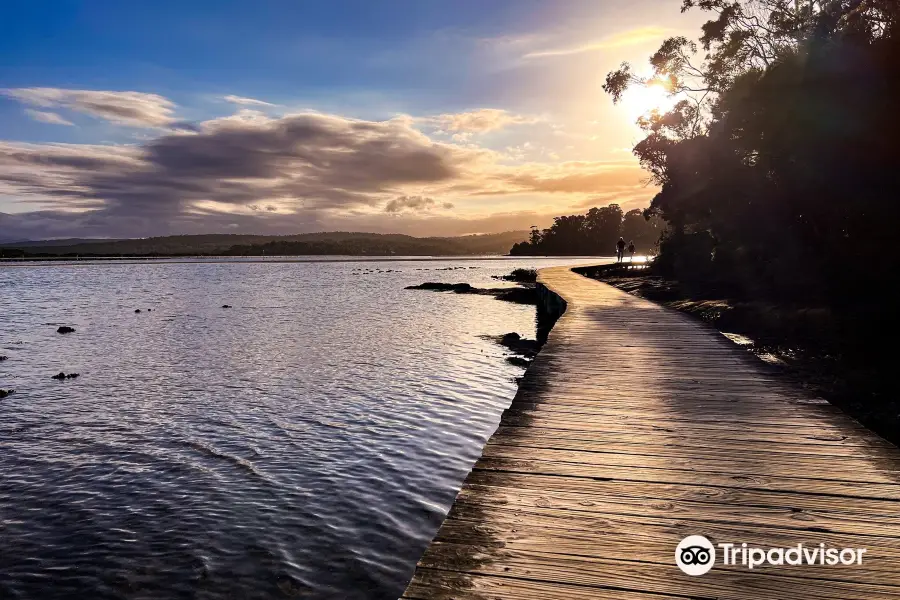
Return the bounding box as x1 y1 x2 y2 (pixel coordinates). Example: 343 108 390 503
575 263 898 447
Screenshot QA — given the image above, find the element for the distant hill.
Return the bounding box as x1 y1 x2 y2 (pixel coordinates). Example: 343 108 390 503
0 231 529 257
3 238 125 247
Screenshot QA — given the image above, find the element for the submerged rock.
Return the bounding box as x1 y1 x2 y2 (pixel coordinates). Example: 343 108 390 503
494 287 538 305
493 268 538 283
56 326 76 334
405 282 474 293
51 372 80 380
0 389 14 399
501 332 521 345
405 281 537 304
499 332 540 355
506 356 531 368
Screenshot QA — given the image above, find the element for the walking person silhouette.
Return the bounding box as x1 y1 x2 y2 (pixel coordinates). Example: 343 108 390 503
616 237 626 263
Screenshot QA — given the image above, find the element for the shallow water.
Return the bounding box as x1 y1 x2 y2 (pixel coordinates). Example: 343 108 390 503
0 257 593 600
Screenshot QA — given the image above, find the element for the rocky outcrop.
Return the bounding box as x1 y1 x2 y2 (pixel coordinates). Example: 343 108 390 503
405 282 474 293
51 372 80 380
405 282 538 305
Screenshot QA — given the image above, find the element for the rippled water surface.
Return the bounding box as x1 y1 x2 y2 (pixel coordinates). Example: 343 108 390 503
0 257 591 600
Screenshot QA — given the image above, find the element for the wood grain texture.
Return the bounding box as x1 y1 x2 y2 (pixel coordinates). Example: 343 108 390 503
402 266 900 599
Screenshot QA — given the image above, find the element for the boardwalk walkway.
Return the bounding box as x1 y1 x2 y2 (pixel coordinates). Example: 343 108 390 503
402 266 900 599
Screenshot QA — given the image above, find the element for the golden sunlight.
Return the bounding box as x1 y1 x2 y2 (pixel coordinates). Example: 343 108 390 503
619 82 678 123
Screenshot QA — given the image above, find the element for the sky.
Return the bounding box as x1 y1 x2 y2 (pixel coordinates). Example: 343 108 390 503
0 0 705 240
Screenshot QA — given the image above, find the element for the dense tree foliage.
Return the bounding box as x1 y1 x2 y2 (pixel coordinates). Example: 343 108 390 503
604 0 900 308
509 204 665 255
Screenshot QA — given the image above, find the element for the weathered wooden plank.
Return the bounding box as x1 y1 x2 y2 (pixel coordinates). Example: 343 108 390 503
455 483 900 538
489 427 885 458
480 444 900 485
473 455 900 500
494 425 894 461
463 470 900 518
495 418 889 449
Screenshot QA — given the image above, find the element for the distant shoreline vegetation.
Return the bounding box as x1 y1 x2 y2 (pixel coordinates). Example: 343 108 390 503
509 204 664 256
0 231 530 259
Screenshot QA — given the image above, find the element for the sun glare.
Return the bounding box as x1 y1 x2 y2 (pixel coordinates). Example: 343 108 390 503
620 83 677 123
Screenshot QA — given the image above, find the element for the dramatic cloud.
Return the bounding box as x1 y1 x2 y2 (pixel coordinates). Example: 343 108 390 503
0 112 481 220
223 95 276 107
24 109 74 126
384 195 455 213
523 26 671 59
2 87 177 127
0 107 651 239
432 109 537 133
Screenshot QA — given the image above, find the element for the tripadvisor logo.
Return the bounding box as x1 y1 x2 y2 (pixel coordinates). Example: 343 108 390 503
676 535 715 576
675 535 868 575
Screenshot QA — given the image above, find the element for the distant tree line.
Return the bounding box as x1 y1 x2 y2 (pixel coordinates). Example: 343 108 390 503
603 0 899 309
0 231 530 258
509 204 665 256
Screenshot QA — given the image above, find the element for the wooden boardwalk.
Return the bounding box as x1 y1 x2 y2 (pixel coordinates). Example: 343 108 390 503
402 266 900 600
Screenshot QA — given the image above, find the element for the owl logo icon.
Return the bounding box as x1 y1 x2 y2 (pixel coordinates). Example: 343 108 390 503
676 535 716 575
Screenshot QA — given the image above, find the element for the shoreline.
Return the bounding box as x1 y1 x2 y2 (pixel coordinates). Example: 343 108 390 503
0 255 609 268
404 267 569 370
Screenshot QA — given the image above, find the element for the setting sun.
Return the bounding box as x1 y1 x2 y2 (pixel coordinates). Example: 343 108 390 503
620 82 678 122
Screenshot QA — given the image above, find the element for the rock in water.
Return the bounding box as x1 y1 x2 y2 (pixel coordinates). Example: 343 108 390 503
0 389 14 399
501 332 521 345
404 282 474 292
222 304 232 308
498 332 541 355
51 372 79 380
135 309 142 313
506 356 531 368
0 355 8 361
57 326 76 334
494 287 538 304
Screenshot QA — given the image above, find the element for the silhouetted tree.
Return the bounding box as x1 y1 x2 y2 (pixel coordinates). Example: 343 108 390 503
509 204 662 255
603 0 900 307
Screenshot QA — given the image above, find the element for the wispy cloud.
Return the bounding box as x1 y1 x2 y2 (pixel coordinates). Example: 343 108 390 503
24 109 74 126
428 108 539 133
523 26 671 59
223 95 276 107
384 195 454 213
2 87 177 127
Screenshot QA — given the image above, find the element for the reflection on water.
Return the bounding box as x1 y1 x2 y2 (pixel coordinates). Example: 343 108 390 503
0 257 591 600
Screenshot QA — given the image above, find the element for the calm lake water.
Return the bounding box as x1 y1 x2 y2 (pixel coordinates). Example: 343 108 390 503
0 257 593 600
